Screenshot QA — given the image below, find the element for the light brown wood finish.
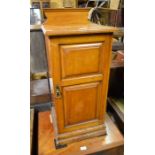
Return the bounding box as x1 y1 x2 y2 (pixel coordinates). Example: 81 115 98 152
42 8 116 145
43 8 90 25
47 34 112 134
63 82 100 126
42 24 117 36
42 8 117 36
58 124 105 140
30 109 34 155
38 111 124 155
60 43 102 78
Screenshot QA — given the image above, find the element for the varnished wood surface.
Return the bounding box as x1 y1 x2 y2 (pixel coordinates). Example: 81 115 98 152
60 43 102 78
38 111 124 155
30 109 34 154
63 82 100 125
43 8 90 25
113 27 124 37
46 34 112 138
43 8 116 144
58 124 105 140
42 8 117 36
42 23 117 36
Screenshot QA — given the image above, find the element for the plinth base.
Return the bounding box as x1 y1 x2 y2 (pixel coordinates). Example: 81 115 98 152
38 111 124 155
55 124 106 146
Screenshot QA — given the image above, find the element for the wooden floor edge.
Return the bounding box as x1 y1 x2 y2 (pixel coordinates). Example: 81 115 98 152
100 140 124 152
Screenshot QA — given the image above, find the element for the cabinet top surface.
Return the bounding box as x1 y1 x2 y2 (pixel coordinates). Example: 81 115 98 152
42 8 117 36
42 23 117 36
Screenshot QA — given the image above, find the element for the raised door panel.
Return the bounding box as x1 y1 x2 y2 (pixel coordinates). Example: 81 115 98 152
48 35 112 133
63 82 101 127
60 43 102 78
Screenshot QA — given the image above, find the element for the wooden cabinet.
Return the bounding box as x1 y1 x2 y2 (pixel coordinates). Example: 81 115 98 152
42 8 116 145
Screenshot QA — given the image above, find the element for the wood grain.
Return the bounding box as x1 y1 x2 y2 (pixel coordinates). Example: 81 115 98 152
58 128 106 145
42 8 115 145
47 34 112 135
30 109 34 155
58 124 105 140
43 8 90 25
42 9 117 36
60 43 102 78
63 82 100 126
61 74 103 86
38 111 124 155
42 23 117 36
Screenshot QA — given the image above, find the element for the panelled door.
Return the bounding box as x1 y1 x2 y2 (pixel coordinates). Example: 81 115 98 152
49 34 112 134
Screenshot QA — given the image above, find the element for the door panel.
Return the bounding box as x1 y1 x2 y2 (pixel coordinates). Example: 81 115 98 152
63 82 100 126
60 43 102 78
49 35 112 133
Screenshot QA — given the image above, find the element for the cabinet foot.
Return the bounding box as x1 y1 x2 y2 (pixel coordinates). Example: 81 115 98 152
54 139 67 149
